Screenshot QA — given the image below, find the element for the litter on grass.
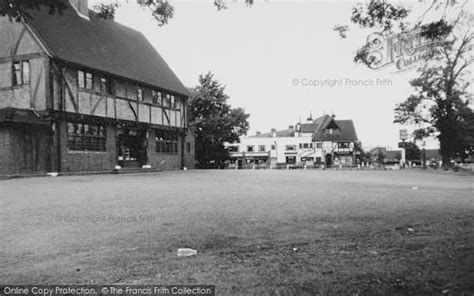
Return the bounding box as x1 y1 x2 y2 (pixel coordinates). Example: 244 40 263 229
177 248 197 257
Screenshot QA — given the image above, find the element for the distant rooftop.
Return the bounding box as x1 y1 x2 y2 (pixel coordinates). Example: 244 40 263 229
248 114 358 141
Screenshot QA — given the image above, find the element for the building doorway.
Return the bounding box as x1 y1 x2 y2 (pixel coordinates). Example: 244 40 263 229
286 156 296 164
117 128 148 167
13 125 51 174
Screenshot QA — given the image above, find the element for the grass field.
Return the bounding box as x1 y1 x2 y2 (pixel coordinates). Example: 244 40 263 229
1 169 473 295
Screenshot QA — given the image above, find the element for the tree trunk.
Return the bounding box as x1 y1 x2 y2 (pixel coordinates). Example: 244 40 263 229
442 156 451 169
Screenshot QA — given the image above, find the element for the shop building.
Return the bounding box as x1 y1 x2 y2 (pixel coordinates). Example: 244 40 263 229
225 114 358 167
0 0 195 176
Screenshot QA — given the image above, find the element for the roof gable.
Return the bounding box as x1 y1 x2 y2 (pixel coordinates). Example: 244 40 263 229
312 118 358 142
298 114 332 134
247 114 358 141
25 3 188 96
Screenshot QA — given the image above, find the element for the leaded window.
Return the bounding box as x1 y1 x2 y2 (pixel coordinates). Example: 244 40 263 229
67 122 106 152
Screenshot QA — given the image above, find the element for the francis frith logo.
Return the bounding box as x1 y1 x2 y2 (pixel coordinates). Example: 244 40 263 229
365 30 445 72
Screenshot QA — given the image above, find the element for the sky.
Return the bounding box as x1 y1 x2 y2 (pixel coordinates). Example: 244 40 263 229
89 0 472 150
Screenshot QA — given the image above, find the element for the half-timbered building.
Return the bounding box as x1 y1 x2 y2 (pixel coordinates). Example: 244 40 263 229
0 0 195 176
310 114 359 167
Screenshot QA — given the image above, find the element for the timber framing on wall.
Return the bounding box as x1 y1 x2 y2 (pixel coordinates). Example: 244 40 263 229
0 3 195 174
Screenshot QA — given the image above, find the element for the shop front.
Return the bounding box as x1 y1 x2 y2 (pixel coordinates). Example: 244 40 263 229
117 127 148 168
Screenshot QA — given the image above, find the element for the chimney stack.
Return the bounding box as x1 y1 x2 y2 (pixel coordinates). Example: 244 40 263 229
69 0 89 20
271 128 277 137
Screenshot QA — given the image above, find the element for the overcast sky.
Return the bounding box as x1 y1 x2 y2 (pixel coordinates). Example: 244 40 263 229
89 0 472 149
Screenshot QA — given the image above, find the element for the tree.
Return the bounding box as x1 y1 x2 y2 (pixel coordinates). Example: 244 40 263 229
393 18 474 165
398 141 421 161
376 149 385 164
0 0 175 25
0 0 67 21
189 72 250 169
354 141 372 163
336 0 474 167
0 0 256 26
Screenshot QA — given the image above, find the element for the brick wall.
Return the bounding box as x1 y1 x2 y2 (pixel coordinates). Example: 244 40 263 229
183 129 195 169
1 122 192 175
146 129 182 170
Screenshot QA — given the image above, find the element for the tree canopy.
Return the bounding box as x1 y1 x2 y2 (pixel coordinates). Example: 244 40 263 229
399 141 421 161
189 73 250 169
0 0 256 26
337 0 474 166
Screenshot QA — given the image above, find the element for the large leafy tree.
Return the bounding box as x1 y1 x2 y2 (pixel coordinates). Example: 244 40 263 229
394 26 474 164
336 0 474 166
398 141 421 161
189 73 250 169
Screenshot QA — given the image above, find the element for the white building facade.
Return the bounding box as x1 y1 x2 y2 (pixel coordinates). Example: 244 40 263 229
225 114 359 168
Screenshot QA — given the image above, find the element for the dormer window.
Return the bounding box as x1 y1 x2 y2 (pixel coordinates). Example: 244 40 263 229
324 128 340 135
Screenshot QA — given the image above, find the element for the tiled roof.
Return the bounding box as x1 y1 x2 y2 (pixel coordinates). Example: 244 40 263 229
248 114 358 142
312 118 358 142
25 2 188 96
299 115 332 133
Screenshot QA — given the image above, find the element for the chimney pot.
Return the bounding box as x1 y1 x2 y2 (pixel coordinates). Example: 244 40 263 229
69 0 89 20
